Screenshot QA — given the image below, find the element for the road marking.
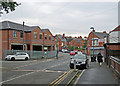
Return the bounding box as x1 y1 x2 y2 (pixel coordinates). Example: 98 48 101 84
0 71 37 84
15 59 54 69
1 60 70 84
12 69 65 73
50 69 74 85
67 69 79 85
73 70 85 85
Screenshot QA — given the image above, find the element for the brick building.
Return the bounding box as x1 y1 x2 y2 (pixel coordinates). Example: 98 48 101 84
0 21 55 58
104 25 120 79
55 34 67 51
87 30 107 56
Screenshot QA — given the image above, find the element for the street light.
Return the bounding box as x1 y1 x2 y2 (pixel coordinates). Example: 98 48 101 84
90 27 95 58
23 21 25 51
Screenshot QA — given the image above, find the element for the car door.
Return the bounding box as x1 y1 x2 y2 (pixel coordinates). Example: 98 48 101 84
15 53 21 60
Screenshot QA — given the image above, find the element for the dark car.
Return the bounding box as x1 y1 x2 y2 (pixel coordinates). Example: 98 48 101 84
70 54 89 69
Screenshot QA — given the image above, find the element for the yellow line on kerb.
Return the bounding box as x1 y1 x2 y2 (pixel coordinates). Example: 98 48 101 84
50 69 74 86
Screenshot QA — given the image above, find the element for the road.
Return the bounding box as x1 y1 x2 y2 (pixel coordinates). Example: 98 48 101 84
1 53 76 85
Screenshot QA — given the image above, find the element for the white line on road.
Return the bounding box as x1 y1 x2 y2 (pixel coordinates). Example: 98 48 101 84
73 70 85 85
0 71 37 84
1 60 69 84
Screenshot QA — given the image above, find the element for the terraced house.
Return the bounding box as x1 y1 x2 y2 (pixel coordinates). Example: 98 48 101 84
0 21 55 59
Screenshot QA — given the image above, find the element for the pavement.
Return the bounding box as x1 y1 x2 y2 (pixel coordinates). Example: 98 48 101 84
76 62 119 86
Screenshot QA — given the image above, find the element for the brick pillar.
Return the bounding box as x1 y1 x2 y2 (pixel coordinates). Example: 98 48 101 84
51 46 52 51
42 45 44 51
25 44 27 51
30 44 33 51
9 43 11 50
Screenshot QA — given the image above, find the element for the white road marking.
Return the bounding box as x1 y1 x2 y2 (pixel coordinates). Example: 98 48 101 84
1 60 69 84
73 70 85 85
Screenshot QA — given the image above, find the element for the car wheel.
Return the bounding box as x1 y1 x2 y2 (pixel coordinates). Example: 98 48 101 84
11 57 15 61
25 57 28 60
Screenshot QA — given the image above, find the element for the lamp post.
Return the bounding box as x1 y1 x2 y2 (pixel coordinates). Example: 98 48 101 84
23 21 25 51
90 27 95 58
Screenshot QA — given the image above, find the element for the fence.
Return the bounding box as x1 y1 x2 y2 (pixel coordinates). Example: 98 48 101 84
107 50 120 83
3 50 57 60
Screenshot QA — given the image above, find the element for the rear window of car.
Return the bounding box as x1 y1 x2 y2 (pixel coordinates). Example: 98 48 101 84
74 55 86 59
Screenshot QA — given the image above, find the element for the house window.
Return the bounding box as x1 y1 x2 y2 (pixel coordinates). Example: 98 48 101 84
13 30 17 38
20 31 23 38
49 35 51 40
39 34 42 39
34 32 38 39
45 34 47 40
92 39 99 46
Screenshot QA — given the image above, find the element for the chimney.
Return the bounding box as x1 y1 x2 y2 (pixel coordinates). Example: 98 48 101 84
55 34 57 37
78 36 82 39
63 33 65 38
103 31 107 33
75 37 77 38
93 29 95 32
69 36 72 38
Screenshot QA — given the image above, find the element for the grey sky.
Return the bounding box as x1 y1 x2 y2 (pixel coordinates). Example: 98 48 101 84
1 0 119 37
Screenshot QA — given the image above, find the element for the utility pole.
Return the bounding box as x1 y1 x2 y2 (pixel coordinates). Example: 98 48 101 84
56 36 58 59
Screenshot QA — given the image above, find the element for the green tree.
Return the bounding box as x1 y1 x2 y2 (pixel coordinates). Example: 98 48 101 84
0 0 20 14
68 46 74 51
82 40 87 51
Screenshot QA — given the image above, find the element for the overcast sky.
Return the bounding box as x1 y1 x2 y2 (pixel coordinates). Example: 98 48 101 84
1 0 119 37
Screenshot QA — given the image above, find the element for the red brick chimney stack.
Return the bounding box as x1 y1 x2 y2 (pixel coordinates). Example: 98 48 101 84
63 33 65 38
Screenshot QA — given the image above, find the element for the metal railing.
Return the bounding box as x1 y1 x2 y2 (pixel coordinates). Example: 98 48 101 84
3 50 57 60
109 56 120 82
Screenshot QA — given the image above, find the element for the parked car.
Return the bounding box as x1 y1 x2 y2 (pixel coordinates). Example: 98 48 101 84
5 52 30 61
70 54 89 69
70 51 75 55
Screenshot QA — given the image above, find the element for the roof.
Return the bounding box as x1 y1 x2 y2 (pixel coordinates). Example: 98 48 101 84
93 32 107 39
0 21 39 32
65 37 73 42
72 38 82 43
42 29 48 33
111 25 120 32
57 34 66 42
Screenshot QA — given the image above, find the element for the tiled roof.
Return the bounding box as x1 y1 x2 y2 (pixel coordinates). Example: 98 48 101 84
0 21 39 32
93 32 107 39
111 25 120 32
73 38 82 43
65 37 73 42
42 29 49 33
57 34 66 42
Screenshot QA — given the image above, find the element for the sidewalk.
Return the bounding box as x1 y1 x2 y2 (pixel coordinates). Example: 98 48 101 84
76 62 119 85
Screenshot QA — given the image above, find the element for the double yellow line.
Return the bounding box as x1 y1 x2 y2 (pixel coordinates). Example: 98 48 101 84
50 69 74 86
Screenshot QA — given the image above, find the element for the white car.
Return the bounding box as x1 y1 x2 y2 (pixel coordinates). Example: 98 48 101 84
5 52 30 61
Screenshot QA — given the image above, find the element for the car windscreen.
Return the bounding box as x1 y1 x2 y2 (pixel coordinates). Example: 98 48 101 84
74 55 86 59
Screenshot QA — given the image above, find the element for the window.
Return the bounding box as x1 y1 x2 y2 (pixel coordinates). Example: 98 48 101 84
45 34 47 40
13 30 17 38
34 32 38 39
39 34 42 39
92 39 99 46
20 31 23 38
49 35 51 40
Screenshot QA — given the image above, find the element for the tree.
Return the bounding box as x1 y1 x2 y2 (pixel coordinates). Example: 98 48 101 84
0 0 20 14
68 46 74 51
81 40 87 51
